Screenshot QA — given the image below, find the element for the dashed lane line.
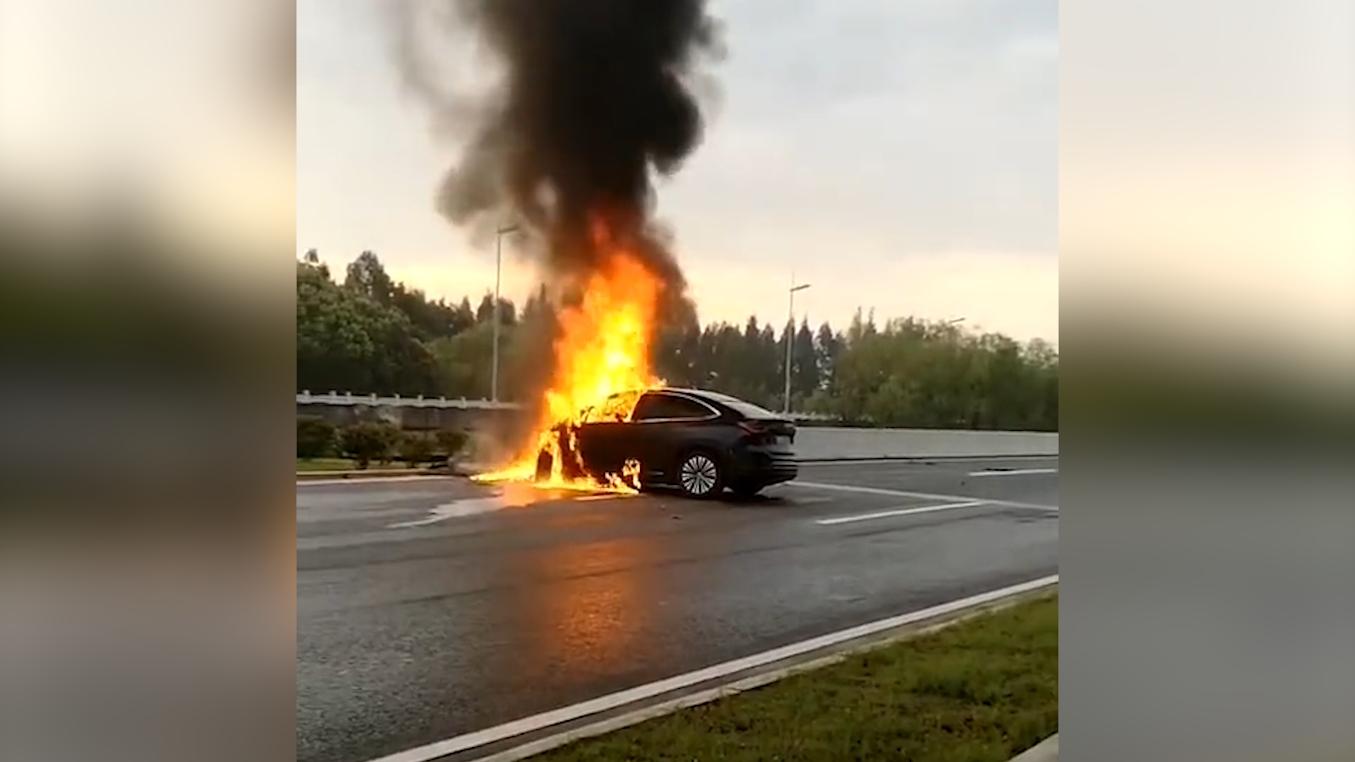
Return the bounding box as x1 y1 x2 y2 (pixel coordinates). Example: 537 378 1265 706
815 501 987 526
785 480 1058 512
385 497 507 528
967 468 1059 477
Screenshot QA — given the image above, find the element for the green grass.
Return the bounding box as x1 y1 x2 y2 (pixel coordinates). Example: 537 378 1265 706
295 458 418 472
537 594 1058 762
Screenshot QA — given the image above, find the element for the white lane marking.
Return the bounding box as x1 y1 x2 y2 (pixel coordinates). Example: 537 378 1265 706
815 501 986 526
386 497 506 528
383 490 633 527
968 468 1058 477
359 574 1060 762
786 480 1059 512
298 476 458 487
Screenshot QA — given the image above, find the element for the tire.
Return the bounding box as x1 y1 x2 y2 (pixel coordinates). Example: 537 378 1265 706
676 450 724 499
534 450 552 482
561 456 585 481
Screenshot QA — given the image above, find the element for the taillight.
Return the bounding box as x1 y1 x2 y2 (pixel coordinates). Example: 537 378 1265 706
738 421 767 443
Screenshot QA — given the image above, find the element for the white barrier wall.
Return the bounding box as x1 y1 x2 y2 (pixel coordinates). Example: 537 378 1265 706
795 427 1058 460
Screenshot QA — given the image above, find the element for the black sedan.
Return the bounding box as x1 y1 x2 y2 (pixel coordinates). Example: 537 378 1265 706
533 387 798 498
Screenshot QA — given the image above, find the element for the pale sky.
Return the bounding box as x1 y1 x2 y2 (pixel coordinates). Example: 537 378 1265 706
1 0 1348 368
297 0 1061 342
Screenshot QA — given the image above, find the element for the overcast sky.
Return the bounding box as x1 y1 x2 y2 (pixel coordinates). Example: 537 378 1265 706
298 0 1059 343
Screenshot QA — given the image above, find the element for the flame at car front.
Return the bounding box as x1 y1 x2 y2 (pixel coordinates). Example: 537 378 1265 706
474 218 665 493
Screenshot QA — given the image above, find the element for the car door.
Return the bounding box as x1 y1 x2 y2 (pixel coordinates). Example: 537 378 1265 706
574 391 642 479
629 392 719 485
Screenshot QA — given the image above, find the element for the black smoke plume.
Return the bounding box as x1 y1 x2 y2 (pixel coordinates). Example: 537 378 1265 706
388 0 723 308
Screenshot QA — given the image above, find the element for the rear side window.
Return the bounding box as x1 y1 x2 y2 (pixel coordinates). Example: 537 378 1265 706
724 400 778 419
699 392 778 420
584 391 640 422
632 393 714 421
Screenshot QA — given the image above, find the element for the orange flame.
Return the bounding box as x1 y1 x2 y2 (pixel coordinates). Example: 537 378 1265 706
475 219 665 492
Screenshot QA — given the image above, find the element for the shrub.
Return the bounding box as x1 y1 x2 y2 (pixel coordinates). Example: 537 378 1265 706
398 432 436 467
434 428 468 459
340 421 400 469
297 416 337 459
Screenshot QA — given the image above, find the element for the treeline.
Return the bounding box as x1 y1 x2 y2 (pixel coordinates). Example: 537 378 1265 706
297 251 1058 431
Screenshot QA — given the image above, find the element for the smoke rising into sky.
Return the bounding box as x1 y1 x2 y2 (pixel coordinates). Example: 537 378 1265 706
386 0 724 306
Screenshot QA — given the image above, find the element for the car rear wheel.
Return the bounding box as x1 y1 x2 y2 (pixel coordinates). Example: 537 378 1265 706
677 450 723 499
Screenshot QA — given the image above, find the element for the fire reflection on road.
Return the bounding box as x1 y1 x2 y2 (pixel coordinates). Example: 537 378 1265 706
493 507 660 690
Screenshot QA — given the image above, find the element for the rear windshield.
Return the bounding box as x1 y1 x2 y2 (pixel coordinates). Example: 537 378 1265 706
699 392 779 419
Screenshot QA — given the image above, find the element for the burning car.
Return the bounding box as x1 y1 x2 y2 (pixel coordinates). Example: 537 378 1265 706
533 387 799 498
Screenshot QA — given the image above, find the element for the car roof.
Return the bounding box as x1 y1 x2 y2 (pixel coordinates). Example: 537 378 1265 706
655 387 729 403
600 387 703 401
605 387 758 408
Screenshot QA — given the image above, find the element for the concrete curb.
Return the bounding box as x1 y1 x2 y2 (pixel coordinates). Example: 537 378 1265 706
295 462 481 480
794 427 1057 460
296 468 434 480
1009 733 1058 761
796 453 1057 463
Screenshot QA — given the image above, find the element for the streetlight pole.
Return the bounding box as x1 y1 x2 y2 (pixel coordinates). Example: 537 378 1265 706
491 223 519 403
784 275 811 415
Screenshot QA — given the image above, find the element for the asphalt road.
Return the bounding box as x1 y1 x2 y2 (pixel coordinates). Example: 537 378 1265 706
296 457 1059 762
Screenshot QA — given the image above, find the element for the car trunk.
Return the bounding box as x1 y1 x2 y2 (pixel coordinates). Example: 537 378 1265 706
740 415 796 450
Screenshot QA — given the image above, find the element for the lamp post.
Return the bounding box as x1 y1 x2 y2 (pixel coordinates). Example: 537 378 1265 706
491 223 519 403
784 275 812 414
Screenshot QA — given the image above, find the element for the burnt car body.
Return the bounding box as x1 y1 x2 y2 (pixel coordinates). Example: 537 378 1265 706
534 387 798 498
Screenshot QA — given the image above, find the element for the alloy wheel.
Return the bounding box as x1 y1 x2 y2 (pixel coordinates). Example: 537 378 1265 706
679 453 719 497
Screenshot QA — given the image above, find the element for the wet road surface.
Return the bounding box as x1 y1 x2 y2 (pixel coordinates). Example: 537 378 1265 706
296 457 1059 762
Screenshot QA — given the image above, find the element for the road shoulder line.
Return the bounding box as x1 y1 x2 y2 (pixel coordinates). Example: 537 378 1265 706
1008 733 1059 761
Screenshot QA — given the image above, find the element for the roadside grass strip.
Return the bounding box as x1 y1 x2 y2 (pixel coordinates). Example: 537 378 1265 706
534 594 1058 762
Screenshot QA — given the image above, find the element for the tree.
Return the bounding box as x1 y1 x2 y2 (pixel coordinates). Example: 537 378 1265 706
475 292 517 326
792 319 818 401
822 319 1059 430
296 250 1058 430
815 321 842 391
297 254 439 396
454 297 475 329
344 250 395 305
430 323 496 399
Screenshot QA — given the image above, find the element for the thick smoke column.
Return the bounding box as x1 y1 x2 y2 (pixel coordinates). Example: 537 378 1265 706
389 0 723 302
